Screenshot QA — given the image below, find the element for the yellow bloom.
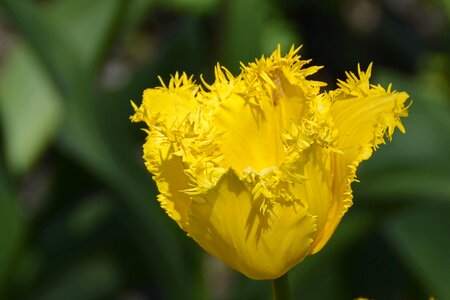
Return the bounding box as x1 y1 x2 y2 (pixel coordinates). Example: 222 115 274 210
131 45 409 280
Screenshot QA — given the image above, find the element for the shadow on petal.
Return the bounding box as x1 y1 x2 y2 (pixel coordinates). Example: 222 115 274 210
187 170 317 279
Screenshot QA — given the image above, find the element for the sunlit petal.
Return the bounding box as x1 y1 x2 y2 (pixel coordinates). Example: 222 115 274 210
310 66 409 253
187 170 317 280
131 46 409 279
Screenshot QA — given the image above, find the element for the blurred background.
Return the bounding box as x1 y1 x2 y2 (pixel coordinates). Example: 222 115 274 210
0 0 449 299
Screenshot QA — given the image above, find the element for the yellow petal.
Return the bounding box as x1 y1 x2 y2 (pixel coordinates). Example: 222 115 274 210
309 66 409 253
331 92 409 166
135 73 199 126
307 152 348 253
214 94 285 173
214 76 311 174
131 73 203 228
131 48 410 279
331 64 409 162
288 145 334 249
187 170 317 280
154 153 192 228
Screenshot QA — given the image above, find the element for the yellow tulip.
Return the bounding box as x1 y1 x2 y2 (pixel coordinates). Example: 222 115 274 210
131 45 409 280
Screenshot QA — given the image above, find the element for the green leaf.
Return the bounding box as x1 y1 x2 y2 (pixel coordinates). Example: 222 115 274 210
260 18 299 56
359 169 450 203
161 0 219 13
0 0 83 94
289 210 375 297
357 69 450 204
0 0 130 90
0 43 63 175
123 0 156 30
33 257 121 300
219 0 269 71
67 193 114 237
219 0 299 74
384 205 450 299
368 69 450 171
1 2 196 298
0 170 24 295
46 0 129 70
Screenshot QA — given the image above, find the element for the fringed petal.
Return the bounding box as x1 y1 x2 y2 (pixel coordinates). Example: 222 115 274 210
309 65 410 253
212 46 323 174
187 170 317 280
131 48 410 279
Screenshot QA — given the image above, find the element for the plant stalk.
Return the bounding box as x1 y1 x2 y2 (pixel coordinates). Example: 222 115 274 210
272 273 290 300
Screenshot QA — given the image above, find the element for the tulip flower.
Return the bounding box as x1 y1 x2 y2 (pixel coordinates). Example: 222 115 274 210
131 45 409 282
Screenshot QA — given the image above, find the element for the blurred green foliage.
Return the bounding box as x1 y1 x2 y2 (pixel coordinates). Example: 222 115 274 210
0 0 449 299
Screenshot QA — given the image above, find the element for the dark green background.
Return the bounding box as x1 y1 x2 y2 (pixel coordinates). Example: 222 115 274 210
0 0 449 299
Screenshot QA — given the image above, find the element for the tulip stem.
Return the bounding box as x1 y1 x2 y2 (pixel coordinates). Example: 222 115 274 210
272 273 290 300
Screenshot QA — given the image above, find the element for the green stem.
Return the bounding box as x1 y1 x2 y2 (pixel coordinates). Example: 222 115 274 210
272 273 290 300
